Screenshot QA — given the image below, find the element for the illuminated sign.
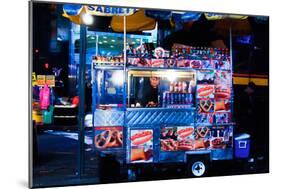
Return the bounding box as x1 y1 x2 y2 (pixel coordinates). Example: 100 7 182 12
32 72 37 86
36 75 55 87
204 13 248 20
46 75 55 87
37 75 46 86
86 6 137 16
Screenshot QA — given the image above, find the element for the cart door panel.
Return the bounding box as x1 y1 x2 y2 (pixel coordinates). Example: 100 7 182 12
92 68 125 151
126 108 195 126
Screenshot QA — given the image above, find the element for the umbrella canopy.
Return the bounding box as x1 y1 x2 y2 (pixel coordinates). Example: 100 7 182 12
62 5 87 25
62 5 137 26
110 9 156 32
212 19 252 37
204 13 251 37
143 10 252 37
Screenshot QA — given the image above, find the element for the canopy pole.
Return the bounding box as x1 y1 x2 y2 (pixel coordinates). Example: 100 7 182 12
123 16 128 161
229 27 233 65
123 16 127 109
229 26 235 132
78 24 87 178
92 34 98 85
123 16 126 69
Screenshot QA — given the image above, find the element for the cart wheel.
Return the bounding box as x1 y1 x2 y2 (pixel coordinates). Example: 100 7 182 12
128 168 137 181
189 160 207 177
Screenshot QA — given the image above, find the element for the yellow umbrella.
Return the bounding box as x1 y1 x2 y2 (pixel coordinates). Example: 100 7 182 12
111 9 156 32
204 13 251 37
62 6 87 25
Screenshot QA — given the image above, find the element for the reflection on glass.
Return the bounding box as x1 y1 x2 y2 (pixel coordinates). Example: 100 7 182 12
128 70 196 108
96 69 124 110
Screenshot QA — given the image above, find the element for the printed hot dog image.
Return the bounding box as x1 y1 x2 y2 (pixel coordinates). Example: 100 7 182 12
161 138 178 151
160 127 178 151
94 126 123 149
130 129 153 163
131 130 153 146
197 85 215 98
177 127 194 139
160 126 195 151
177 138 194 150
215 84 231 99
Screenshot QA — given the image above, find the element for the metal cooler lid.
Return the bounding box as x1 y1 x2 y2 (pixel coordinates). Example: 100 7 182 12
235 133 250 140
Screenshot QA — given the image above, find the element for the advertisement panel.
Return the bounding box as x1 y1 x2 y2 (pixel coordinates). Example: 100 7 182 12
94 126 123 149
130 129 153 163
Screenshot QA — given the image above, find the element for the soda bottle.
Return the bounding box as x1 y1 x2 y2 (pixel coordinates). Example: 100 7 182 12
177 93 181 104
174 82 178 92
188 93 193 105
185 94 189 104
162 92 166 107
169 82 174 92
166 93 170 106
182 81 187 93
175 93 179 104
171 93 174 105
181 94 185 104
178 81 182 93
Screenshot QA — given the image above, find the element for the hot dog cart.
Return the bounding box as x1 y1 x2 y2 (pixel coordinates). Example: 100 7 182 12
92 45 234 177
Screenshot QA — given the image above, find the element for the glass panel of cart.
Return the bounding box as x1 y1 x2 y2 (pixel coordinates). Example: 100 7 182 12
93 69 125 150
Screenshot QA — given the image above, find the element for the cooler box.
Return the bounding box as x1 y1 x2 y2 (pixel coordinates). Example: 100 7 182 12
234 133 250 158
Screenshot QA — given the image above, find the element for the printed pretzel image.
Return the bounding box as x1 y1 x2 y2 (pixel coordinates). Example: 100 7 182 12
95 130 122 149
199 99 213 112
196 126 210 138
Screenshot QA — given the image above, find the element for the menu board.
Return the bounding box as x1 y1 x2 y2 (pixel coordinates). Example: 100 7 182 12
196 69 232 125
160 125 233 151
94 126 123 149
130 129 153 163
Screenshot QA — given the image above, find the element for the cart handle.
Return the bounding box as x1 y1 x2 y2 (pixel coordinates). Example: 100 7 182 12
238 141 247 149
